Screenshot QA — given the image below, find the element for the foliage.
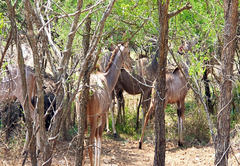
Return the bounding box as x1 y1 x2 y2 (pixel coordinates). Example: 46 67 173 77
109 104 137 136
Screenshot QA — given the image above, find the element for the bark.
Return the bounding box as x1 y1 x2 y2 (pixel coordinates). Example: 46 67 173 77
6 1 37 165
215 0 238 165
61 83 71 141
24 1 51 165
154 1 192 165
154 1 169 165
75 5 91 165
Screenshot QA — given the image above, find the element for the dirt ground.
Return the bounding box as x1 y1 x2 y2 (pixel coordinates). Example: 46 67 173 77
1 136 240 166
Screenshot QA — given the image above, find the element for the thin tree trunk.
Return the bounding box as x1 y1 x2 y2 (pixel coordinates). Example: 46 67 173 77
24 1 50 165
61 83 71 141
154 1 169 165
6 1 37 165
215 1 238 165
49 1 83 165
75 5 91 165
154 2 192 165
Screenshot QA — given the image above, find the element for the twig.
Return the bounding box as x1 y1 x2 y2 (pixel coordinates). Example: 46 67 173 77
217 97 232 117
64 156 68 166
215 143 231 166
0 28 12 69
42 154 53 166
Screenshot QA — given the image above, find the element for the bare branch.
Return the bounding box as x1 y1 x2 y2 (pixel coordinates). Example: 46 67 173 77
167 2 192 19
0 28 12 69
127 20 148 42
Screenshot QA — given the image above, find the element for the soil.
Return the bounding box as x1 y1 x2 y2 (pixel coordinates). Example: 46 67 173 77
1 136 240 166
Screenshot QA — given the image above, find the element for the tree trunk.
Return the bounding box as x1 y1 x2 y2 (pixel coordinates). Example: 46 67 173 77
214 0 238 165
154 1 192 165
24 1 51 165
75 6 91 165
6 1 37 165
61 83 71 141
154 1 169 165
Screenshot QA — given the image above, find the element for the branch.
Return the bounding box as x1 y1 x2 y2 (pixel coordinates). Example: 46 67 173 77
60 0 117 124
59 0 83 68
127 20 148 42
0 28 12 69
215 143 231 166
167 2 192 19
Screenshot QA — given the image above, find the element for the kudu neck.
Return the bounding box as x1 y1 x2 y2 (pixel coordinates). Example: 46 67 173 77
104 49 126 93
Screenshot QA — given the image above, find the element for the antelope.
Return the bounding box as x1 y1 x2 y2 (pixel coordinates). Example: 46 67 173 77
0 65 39 153
139 39 196 149
76 43 130 166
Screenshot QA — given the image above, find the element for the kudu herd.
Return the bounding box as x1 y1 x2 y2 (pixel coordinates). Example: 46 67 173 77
1 38 197 165
98 46 160 138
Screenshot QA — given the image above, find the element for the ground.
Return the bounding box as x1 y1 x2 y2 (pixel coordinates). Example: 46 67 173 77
1 137 240 166
1 94 240 165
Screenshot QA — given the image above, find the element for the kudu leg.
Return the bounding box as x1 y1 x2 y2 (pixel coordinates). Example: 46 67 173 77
136 93 142 130
97 114 106 166
177 100 185 147
139 104 154 149
106 111 109 133
107 97 117 138
83 120 88 165
89 117 97 166
141 92 151 133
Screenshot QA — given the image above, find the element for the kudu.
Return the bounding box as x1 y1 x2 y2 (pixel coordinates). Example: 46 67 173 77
97 47 132 137
76 44 130 166
139 39 197 149
99 44 160 138
0 65 39 153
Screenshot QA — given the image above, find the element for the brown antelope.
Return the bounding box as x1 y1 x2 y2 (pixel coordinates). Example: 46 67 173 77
76 43 130 166
139 39 197 149
0 65 39 153
100 48 160 137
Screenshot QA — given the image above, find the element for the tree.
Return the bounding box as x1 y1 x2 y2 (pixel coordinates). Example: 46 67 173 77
215 1 238 165
154 1 191 165
75 3 92 165
6 0 38 165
